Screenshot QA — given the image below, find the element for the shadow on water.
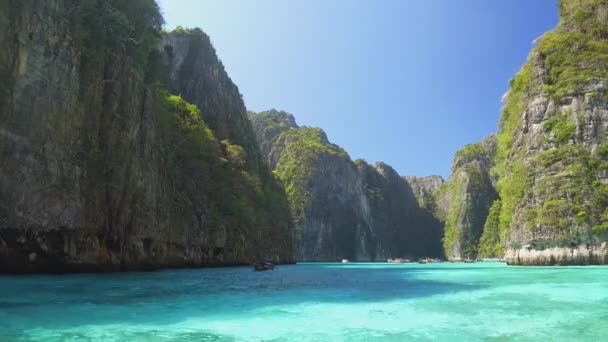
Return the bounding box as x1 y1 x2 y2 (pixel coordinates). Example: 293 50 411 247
0 263 483 332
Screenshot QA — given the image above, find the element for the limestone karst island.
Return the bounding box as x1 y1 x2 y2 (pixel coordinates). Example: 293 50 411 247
1 0 608 340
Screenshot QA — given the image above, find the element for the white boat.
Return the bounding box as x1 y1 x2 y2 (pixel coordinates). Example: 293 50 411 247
481 258 504 262
341 259 349 263
388 258 411 263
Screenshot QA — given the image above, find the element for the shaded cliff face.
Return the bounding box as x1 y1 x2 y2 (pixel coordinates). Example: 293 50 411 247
268 123 373 261
438 136 498 260
162 29 263 171
403 175 444 212
0 0 293 272
360 163 444 258
250 111 443 261
494 0 608 265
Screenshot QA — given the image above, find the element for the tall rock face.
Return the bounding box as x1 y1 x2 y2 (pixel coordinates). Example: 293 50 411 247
496 0 608 265
250 110 443 261
437 136 498 260
360 163 444 258
265 118 374 261
404 175 444 213
0 0 293 273
162 29 262 170
247 109 298 168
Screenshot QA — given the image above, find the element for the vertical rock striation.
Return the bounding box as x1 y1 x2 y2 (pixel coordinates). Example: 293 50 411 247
360 162 444 259
495 0 608 265
437 136 498 260
0 0 293 273
250 110 443 261
403 175 444 213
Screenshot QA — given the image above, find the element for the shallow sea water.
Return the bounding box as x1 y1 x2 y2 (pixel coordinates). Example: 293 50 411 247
1 262 607 341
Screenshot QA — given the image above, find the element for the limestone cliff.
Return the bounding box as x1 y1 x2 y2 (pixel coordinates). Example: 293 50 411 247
403 175 444 213
0 0 293 272
360 162 443 258
247 109 298 168
162 29 264 170
495 0 608 265
250 110 443 261
437 136 498 260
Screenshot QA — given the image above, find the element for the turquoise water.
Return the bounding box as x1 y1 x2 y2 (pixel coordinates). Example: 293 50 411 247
1 262 607 341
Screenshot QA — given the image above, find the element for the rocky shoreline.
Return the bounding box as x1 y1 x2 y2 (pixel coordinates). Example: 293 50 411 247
0 228 294 274
505 244 608 266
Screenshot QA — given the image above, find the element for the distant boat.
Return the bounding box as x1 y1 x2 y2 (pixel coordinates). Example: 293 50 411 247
342 259 350 263
464 259 477 263
388 258 411 263
418 257 441 264
253 259 275 271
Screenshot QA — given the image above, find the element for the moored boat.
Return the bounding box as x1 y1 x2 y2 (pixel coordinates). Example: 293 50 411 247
253 259 275 271
418 257 441 264
388 258 411 263
342 259 350 263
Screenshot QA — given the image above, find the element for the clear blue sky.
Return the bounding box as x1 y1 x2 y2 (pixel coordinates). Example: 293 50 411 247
158 0 559 178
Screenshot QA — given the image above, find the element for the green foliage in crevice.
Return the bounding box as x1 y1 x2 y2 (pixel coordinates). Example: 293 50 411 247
496 160 533 238
249 110 296 133
455 143 485 162
543 109 575 143
540 0 608 99
442 137 498 259
71 0 164 82
1 0 294 266
494 0 608 244
442 173 465 257
162 26 260 168
478 199 504 257
158 92 292 256
405 176 442 214
531 144 608 237
527 230 600 251
248 110 297 162
272 127 349 226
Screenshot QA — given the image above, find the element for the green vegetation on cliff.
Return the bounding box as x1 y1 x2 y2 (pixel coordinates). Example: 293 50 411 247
0 0 293 271
247 109 297 167
495 0 608 258
273 127 349 226
156 63 293 263
162 27 261 162
252 116 371 261
73 0 164 82
250 111 443 261
478 200 503 257
436 0 608 264
441 137 497 259
403 175 444 214
441 173 465 257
